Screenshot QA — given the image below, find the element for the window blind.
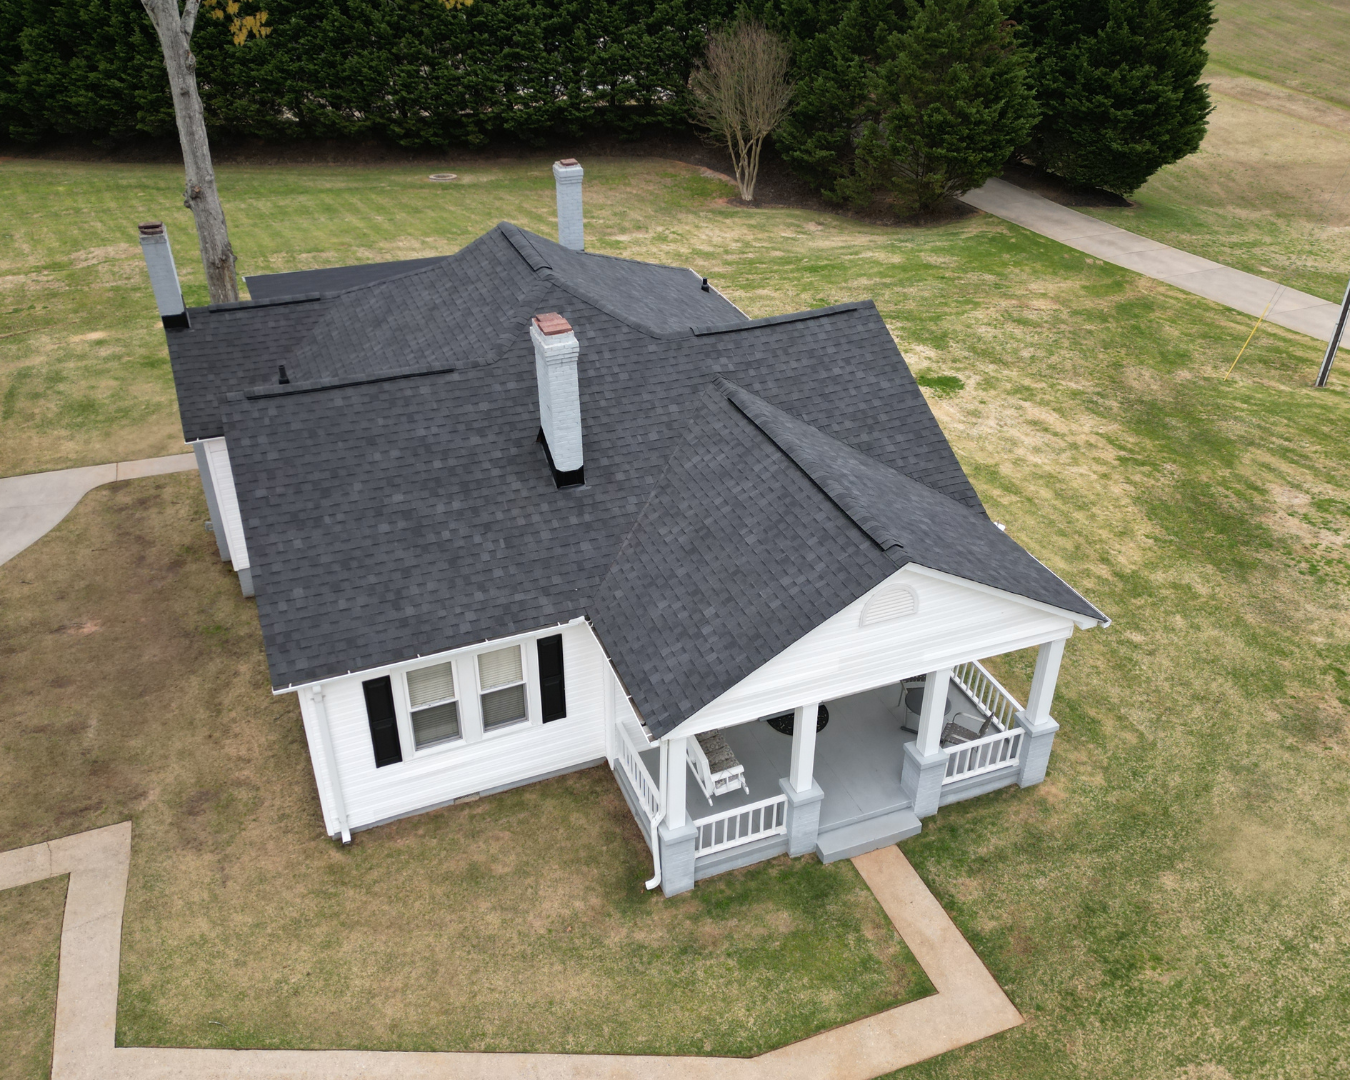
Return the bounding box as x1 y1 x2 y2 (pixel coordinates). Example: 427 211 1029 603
478 646 523 690
407 661 455 708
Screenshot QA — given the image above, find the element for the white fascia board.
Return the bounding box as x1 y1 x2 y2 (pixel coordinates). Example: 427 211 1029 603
202 436 250 571
270 616 589 696
901 564 1108 630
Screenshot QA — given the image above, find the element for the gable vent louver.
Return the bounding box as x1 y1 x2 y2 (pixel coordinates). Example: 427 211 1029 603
860 583 918 627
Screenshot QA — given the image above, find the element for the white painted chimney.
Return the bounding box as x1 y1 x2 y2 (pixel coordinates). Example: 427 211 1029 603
531 312 583 485
553 158 584 251
137 222 189 328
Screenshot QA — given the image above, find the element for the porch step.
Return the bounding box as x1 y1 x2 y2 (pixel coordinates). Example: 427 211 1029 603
814 808 922 864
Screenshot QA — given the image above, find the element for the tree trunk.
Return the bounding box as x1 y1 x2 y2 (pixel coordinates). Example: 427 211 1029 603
142 0 238 304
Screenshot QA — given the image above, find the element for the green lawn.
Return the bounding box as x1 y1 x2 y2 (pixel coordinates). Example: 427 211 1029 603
3 150 1349 1078
1209 0 1350 109
1072 0 1350 304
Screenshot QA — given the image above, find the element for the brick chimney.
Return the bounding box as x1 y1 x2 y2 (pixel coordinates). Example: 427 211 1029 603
531 312 583 487
553 159 584 252
137 222 190 329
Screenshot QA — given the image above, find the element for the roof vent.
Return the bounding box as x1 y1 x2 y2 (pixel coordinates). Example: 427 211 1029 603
531 312 584 487
553 159 584 251
860 583 918 627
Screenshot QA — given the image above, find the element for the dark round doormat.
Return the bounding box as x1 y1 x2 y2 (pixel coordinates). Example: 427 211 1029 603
766 704 830 736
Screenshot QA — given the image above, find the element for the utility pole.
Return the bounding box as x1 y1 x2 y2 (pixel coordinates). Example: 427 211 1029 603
1315 274 1350 387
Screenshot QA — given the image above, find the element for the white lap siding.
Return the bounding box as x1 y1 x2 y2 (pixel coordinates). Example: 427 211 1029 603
297 620 608 835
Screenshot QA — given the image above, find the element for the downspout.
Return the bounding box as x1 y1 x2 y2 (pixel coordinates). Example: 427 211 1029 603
644 738 668 891
310 686 351 845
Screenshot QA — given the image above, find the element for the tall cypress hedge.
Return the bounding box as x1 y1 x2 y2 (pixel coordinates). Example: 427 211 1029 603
0 0 735 146
768 0 1036 209
1011 0 1214 194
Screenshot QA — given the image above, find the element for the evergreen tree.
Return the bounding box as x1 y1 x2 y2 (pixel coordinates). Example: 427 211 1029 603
768 0 897 197
768 0 1035 212
856 0 1037 211
1013 0 1214 194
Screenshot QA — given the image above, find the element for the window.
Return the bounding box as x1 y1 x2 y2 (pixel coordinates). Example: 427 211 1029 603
406 661 460 749
478 645 528 731
537 635 566 722
362 676 403 767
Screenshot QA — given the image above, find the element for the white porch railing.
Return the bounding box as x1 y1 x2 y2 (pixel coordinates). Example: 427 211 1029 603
615 717 661 837
944 726 1023 783
951 659 1023 733
692 795 788 857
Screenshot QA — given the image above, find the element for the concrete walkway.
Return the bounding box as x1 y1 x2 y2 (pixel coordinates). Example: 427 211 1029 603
0 454 197 567
0 824 1021 1080
960 178 1344 343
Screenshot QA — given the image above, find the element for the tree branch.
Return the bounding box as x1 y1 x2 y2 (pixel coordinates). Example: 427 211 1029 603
180 0 203 38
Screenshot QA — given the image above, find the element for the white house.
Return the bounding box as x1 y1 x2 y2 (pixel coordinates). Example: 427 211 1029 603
145 160 1107 896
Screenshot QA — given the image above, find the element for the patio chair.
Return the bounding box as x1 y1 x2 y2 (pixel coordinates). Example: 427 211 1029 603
688 729 749 803
940 711 995 747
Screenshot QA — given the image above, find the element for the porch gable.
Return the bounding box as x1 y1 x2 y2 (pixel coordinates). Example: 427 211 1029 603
665 565 1084 740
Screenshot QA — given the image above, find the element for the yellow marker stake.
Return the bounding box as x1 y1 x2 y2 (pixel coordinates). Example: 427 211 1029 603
1225 289 1281 380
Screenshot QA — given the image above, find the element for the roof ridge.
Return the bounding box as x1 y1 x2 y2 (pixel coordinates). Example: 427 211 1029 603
498 221 552 272
716 378 917 554
205 292 323 313
694 302 864 336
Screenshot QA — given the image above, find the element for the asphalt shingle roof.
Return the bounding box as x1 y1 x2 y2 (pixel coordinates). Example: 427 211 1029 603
167 221 1105 736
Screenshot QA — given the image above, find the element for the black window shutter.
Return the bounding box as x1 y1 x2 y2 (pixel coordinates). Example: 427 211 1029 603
537 635 566 722
362 676 403 767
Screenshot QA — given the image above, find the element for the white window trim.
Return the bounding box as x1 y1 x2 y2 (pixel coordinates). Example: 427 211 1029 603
476 643 534 738
402 660 466 753
382 633 558 760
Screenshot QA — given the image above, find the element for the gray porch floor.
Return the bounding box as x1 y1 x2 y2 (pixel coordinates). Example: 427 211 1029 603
643 680 984 833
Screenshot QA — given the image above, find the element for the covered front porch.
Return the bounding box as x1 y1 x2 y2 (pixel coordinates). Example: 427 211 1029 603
611 638 1068 896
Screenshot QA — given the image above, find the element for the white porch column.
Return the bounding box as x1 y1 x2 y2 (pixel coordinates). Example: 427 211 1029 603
657 735 697 897
664 736 689 830
602 667 617 768
1025 637 1066 723
1017 638 1066 788
780 702 826 858
915 668 952 756
788 701 821 794
902 668 952 819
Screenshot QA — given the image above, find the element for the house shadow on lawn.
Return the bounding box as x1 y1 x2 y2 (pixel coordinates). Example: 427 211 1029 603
0 473 932 1064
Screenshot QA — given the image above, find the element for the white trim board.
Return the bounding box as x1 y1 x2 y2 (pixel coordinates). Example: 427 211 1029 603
201 437 250 571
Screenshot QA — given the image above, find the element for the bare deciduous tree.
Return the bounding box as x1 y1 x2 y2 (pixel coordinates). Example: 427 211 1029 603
140 0 272 303
690 20 794 204
140 0 468 305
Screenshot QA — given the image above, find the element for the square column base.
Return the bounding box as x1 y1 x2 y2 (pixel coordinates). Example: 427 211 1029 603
657 821 697 897
900 742 948 818
1016 711 1059 788
779 778 824 857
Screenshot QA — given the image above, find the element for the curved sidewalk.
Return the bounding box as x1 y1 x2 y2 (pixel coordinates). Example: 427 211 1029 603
0 454 197 567
0 824 1021 1080
960 178 1344 343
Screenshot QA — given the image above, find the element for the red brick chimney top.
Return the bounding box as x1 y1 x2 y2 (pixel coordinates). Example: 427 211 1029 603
533 312 573 336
